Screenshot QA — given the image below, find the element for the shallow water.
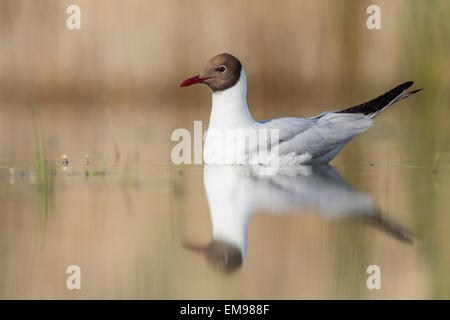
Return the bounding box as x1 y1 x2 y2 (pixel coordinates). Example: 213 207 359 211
1 0 450 300
0 150 449 299
0 90 449 300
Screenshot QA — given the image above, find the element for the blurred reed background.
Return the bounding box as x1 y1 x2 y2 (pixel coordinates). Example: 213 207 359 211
0 0 449 162
0 0 449 299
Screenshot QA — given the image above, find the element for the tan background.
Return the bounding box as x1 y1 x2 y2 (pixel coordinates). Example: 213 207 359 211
0 0 449 299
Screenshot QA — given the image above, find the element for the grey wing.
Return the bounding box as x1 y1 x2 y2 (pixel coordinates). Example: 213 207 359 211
259 113 374 160
258 117 315 142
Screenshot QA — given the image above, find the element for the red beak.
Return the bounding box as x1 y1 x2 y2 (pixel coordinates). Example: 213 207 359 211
180 75 211 88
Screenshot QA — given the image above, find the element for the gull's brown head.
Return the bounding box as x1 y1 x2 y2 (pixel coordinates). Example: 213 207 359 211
180 53 242 92
183 239 243 273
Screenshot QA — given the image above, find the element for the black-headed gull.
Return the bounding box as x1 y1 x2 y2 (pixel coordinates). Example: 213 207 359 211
181 53 421 165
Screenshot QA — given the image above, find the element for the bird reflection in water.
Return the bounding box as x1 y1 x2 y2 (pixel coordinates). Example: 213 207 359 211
183 165 414 273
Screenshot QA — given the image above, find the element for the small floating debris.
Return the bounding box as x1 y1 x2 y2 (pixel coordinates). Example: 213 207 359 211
61 154 69 165
61 154 71 172
84 169 105 177
369 163 375 167
84 157 106 177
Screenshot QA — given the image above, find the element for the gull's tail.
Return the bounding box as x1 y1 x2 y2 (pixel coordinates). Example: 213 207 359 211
366 210 417 244
338 81 422 118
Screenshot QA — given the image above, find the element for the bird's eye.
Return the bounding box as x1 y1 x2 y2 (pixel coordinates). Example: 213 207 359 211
217 66 226 72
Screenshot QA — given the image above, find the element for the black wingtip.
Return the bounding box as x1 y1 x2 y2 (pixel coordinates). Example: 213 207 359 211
408 88 423 94
398 81 414 91
338 81 421 117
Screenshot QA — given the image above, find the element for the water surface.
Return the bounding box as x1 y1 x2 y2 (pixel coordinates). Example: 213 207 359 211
1 149 449 299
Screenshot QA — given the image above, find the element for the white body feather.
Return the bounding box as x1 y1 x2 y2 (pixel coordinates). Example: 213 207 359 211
204 165 376 257
204 68 374 165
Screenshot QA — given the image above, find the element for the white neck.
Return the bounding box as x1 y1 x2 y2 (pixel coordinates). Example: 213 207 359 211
204 166 252 257
208 69 255 129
